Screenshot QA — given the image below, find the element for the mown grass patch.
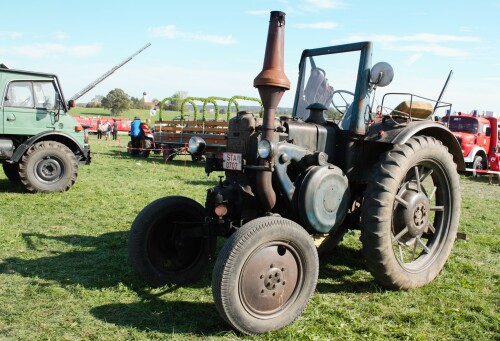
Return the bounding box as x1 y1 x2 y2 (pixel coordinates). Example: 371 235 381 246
0 135 498 340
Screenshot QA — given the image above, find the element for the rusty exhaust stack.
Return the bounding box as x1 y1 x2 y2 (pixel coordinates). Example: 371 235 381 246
254 11 290 211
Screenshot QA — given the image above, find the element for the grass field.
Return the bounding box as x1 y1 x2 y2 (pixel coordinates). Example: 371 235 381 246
0 136 498 340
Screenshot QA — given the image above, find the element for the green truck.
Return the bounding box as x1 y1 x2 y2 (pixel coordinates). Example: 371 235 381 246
0 66 90 193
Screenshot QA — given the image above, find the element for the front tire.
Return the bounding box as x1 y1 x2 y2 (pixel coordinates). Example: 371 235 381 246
361 136 460 289
212 217 319 335
129 196 215 287
19 141 78 193
472 155 485 177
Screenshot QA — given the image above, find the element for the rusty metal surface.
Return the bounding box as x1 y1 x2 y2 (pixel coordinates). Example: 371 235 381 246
240 242 300 316
254 11 290 211
253 11 290 90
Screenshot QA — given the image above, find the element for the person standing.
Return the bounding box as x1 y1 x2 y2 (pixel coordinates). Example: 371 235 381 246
104 121 111 140
488 146 500 185
112 119 118 140
130 116 142 156
97 119 103 140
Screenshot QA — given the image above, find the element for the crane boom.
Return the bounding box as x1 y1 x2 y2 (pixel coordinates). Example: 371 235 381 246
69 42 151 102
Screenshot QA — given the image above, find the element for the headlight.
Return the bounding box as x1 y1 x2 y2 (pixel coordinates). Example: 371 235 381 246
257 139 274 159
188 136 206 155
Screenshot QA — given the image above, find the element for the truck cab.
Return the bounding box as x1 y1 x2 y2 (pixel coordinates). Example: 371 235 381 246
0 67 90 192
441 113 499 172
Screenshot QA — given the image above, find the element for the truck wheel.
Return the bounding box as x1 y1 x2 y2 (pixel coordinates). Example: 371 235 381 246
128 196 215 287
2 162 21 182
361 136 460 290
212 216 319 335
19 141 78 193
472 155 484 177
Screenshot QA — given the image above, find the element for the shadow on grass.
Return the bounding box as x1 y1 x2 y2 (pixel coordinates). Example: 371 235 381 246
317 244 381 294
0 179 26 193
0 231 135 289
90 296 227 336
0 230 379 336
0 230 228 336
98 147 208 168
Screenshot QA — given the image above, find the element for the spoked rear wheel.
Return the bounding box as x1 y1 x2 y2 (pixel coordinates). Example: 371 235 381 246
129 196 215 287
212 217 319 335
361 136 460 289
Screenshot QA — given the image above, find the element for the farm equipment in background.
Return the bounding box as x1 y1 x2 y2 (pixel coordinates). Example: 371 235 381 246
128 11 465 335
441 113 499 175
153 95 263 161
127 125 161 158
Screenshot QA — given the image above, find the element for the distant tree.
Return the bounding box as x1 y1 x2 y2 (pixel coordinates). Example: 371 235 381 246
92 95 104 103
101 88 132 116
168 91 188 111
86 101 101 108
86 95 103 108
325 107 342 121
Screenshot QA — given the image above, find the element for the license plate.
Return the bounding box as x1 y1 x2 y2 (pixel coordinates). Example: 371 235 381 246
223 152 242 171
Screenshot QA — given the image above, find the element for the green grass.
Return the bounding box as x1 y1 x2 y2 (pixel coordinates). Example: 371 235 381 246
0 136 498 340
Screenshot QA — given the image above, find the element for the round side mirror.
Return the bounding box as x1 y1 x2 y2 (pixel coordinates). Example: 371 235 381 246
371 62 394 87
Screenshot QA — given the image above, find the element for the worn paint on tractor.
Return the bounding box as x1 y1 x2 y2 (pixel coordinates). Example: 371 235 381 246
129 11 464 335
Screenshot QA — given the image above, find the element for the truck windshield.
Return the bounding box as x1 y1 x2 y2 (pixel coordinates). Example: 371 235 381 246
443 116 478 134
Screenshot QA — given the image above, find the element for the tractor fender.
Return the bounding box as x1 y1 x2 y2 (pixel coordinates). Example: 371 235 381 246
11 131 89 164
366 120 465 171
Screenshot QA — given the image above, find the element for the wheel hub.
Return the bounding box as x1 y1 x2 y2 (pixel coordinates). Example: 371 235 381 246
36 157 62 182
240 244 299 316
399 191 430 237
263 266 283 290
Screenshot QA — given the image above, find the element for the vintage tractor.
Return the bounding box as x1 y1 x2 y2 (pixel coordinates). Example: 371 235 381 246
129 11 464 335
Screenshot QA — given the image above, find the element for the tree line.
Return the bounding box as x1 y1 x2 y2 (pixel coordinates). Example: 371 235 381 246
86 89 187 116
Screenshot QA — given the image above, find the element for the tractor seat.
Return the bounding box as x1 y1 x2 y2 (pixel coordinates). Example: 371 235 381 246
391 101 433 119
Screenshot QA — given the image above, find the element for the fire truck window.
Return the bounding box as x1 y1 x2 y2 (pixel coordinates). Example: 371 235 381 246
4 81 34 108
448 117 478 134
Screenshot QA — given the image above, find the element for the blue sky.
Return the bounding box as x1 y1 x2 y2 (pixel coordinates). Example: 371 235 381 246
1 0 499 113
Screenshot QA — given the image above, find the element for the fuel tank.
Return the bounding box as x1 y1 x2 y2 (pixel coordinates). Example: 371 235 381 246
285 120 337 163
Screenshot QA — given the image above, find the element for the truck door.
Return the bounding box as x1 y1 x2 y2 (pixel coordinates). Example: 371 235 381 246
479 122 491 153
3 81 58 136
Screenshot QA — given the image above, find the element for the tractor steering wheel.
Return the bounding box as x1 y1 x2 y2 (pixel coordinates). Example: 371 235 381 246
331 90 354 115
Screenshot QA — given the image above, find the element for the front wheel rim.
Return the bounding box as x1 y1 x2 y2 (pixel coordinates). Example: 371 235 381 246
34 157 63 182
239 241 303 318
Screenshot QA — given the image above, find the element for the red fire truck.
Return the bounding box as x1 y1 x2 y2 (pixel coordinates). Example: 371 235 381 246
73 116 132 133
441 113 499 174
